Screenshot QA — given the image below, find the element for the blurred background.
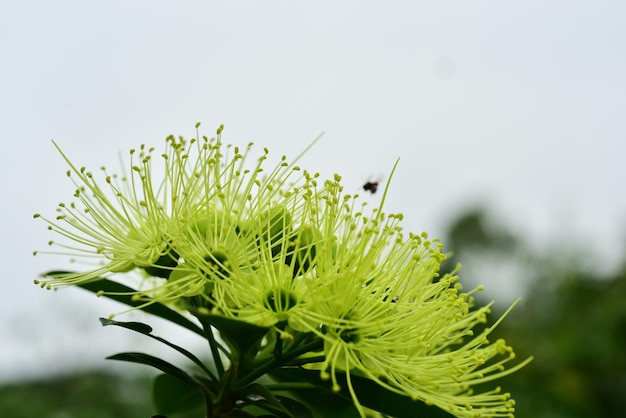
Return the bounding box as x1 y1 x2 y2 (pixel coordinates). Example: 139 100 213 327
1 1 625 417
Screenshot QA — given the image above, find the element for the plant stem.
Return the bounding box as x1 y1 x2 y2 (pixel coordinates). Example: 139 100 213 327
234 335 323 388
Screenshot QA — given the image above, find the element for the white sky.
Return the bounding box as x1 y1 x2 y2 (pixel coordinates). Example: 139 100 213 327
1 1 625 381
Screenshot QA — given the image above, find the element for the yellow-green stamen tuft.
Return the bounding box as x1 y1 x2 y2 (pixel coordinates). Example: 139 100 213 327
34 125 531 418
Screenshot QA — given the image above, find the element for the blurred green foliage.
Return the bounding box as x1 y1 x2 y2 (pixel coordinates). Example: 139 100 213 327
0 371 205 418
442 207 626 418
500 270 626 418
0 372 153 418
4 207 624 417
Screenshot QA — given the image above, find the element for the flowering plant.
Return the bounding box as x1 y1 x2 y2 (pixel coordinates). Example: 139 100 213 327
34 124 531 418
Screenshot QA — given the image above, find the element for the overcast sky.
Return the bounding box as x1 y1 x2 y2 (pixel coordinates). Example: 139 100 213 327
1 1 625 381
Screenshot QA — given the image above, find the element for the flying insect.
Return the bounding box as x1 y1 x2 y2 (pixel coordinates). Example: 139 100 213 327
363 181 379 194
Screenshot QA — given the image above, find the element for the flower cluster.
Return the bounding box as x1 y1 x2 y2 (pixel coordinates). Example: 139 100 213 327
34 124 530 418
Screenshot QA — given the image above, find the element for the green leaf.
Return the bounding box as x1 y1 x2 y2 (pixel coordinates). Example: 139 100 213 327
283 388 360 418
45 271 205 337
227 410 260 418
152 373 205 415
100 317 153 334
270 368 455 418
273 395 314 418
191 308 269 358
99 318 216 382
107 352 202 391
233 383 313 418
236 383 292 417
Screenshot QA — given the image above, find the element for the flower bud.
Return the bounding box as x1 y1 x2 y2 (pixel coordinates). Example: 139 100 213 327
257 206 292 258
285 224 320 276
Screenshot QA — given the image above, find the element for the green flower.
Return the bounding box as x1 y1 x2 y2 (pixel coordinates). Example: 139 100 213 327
283 192 532 417
34 124 531 417
177 168 333 333
33 140 187 288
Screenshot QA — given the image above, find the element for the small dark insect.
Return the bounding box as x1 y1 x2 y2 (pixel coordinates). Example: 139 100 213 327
363 181 379 194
